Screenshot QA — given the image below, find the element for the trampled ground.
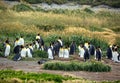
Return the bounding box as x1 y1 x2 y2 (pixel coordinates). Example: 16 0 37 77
0 57 120 81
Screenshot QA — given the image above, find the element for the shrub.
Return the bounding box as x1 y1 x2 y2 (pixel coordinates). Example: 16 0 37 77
12 3 34 12
33 50 48 58
44 61 111 72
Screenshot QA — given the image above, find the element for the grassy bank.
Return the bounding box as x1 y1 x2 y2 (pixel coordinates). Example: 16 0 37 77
0 70 73 83
0 9 119 44
0 70 119 83
7 0 120 8
0 2 120 56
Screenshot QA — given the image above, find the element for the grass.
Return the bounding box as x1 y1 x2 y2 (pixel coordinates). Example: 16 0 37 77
0 70 119 83
14 0 120 8
12 3 34 12
0 70 72 83
0 10 119 44
0 2 120 58
0 3 119 82
44 61 111 72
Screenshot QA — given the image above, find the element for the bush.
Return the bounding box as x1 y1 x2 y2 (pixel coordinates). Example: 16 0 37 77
12 3 34 12
33 50 48 58
44 61 111 72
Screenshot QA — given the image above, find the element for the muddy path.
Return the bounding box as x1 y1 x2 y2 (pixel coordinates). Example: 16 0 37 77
0 57 120 81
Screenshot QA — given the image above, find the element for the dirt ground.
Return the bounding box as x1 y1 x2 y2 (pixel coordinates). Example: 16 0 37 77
0 57 120 81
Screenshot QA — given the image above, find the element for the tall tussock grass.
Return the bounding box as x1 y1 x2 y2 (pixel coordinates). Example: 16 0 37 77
0 8 119 48
44 61 111 72
0 1 7 10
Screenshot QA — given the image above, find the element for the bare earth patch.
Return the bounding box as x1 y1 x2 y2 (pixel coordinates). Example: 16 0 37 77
0 57 120 81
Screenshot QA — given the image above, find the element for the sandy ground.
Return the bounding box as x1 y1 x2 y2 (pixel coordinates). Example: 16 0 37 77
0 57 120 81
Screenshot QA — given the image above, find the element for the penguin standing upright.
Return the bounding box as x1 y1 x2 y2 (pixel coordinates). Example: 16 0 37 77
59 46 64 58
26 44 33 58
95 46 102 61
4 41 10 57
89 42 95 56
63 46 69 58
112 47 120 62
69 41 76 55
57 37 63 47
84 47 90 62
36 33 40 40
35 39 40 49
20 45 27 58
19 36 24 46
106 45 113 60
78 44 85 58
48 46 54 60
13 38 20 54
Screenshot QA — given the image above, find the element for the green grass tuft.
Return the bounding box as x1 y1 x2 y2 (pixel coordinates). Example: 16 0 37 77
44 61 111 72
12 3 34 12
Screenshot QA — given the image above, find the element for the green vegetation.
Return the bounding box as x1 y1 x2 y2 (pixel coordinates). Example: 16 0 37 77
12 3 34 12
0 1 119 83
20 0 120 8
0 43 4 57
0 70 72 83
37 24 65 31
34 50 48 58
0 1 7 10
44 61 111 72
0 70 119 83
0 6 7 10
0 2 120 57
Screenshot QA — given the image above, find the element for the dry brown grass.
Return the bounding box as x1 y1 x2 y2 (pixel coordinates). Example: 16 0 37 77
9 78 23 83
12 11 106 28
0 21 117 44
0 10 119 44
63 79 96 83
0 1 8 8
45 27 117 44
